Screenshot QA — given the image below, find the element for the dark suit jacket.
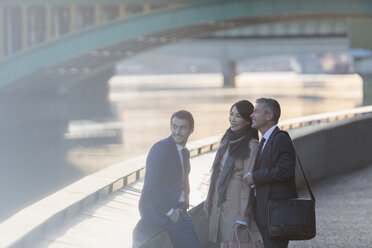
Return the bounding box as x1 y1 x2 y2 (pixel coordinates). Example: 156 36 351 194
136 136 190 237
252 127 298 228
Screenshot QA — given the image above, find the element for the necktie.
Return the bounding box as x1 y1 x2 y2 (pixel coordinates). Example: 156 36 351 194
181 148 190 205
251 137 266 207
253 137 266 171
258 138 266 156
181 148 190 177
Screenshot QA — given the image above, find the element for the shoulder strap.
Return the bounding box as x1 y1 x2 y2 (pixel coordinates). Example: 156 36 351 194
268 130 315 201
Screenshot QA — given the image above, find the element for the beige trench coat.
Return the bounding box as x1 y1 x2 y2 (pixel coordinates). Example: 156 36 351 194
207 138 259 243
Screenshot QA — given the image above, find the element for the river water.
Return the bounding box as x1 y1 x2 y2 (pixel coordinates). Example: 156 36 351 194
67 72 361 172
0 72 362 221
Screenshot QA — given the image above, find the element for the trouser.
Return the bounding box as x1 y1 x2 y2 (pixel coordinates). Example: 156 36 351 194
256 222 289 248
164 210 202 248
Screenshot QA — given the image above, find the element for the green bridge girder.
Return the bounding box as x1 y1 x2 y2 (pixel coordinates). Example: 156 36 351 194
0 0 199 3
1 0 372 88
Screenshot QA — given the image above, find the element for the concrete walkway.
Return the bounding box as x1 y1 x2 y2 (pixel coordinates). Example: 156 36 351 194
289 164 372 248
35 156 372 248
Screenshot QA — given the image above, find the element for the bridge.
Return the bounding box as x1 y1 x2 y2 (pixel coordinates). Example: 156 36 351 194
2 1 372 90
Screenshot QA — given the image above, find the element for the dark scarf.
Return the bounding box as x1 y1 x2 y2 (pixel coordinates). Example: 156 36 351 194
225 126 253 160
214 126 254 207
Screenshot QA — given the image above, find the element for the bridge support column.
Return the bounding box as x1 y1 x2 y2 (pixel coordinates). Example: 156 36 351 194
64 69 114 120
21 5 28 50
119 4 126 19
69 5 76 33
45 5 52 41
0 68 115 139
222 60 236 88
354 57 372 106
349 19 372 105
0 5 4 59
143 4 151 13
94 4 101 25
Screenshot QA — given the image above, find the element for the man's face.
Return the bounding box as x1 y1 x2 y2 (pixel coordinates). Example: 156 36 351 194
170 117 193 146
251 102 270 130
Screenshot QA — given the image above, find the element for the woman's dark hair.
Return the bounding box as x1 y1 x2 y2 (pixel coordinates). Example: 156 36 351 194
221 100 258 141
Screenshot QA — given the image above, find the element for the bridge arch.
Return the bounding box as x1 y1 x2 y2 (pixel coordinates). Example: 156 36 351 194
1 0 372 87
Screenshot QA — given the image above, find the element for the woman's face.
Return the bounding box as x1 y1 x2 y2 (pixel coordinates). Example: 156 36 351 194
229 106 250 132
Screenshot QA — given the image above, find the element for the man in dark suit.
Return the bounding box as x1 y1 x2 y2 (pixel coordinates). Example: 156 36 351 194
243 98 298 248
133 110 202 248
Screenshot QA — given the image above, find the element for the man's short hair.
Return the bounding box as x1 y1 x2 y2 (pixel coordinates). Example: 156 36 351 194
256 98 281 124
171 110 194 129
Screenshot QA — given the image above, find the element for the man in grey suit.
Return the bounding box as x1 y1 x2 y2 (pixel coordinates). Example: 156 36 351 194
133 110 202 248
243 98 298 248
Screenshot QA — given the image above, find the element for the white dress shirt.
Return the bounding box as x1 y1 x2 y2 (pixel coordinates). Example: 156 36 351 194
166 144 186 216
261 124 278 151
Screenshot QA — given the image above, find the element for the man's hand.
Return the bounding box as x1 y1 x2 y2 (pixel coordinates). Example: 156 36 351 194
168 208 182 223
243 172 254 186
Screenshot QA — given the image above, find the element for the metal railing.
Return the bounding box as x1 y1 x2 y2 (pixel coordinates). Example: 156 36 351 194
278 105 372 130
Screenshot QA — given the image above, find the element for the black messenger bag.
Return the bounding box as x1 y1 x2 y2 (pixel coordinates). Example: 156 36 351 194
267 131 316 240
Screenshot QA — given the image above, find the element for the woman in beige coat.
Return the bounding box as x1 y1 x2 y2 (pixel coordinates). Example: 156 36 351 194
204 100 260 247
